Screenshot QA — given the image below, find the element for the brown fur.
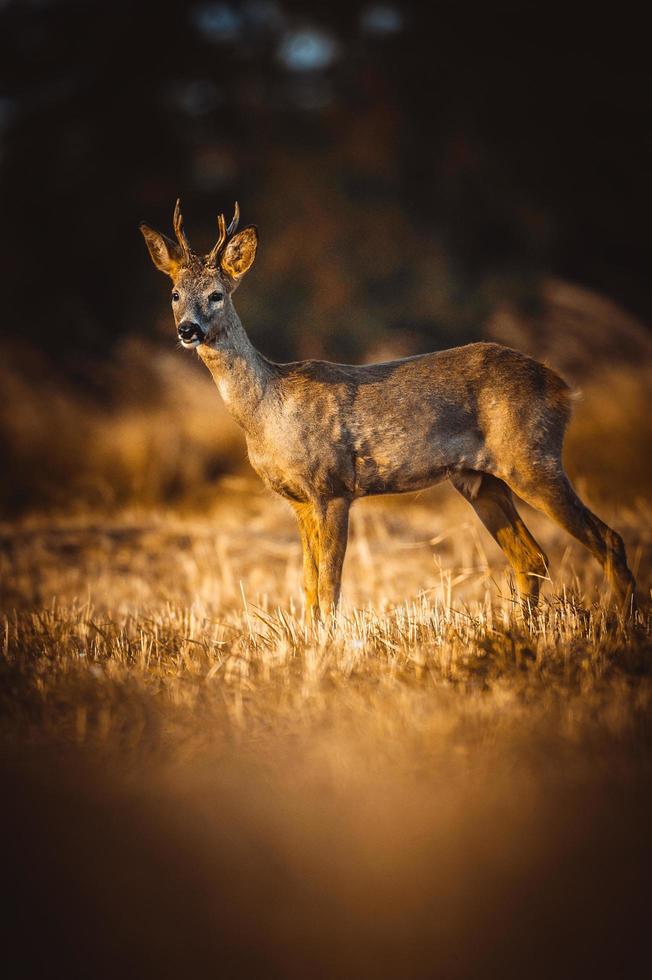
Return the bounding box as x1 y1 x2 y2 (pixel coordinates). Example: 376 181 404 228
141 204 637 617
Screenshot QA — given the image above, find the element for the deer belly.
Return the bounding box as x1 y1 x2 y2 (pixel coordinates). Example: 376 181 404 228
353 453 449 496
351 423 485 496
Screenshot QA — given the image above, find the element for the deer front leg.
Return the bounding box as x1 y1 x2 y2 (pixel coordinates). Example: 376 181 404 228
292 502 320 619
315 498 350 617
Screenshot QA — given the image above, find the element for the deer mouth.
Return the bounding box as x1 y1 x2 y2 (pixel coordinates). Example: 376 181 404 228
180 335 203 349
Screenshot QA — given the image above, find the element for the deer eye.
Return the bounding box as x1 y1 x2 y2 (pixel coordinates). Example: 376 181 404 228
209 291 223 303
171 291 180 302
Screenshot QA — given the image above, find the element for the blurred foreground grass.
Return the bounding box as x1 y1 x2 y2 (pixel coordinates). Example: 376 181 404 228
1 486 651 978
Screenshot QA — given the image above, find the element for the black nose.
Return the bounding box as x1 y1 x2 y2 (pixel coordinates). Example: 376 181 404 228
178 321 201 342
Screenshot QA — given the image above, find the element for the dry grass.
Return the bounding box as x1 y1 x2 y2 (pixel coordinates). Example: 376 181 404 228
0 339 243 513
2 485 651 978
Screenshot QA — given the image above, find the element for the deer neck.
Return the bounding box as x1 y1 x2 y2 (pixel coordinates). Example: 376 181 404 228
197 307 274 434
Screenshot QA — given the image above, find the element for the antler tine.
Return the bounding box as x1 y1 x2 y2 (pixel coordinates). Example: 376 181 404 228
217 212 227 251
173 198 191 259
207 203 241 265
208 212 227 265
226 201 240 237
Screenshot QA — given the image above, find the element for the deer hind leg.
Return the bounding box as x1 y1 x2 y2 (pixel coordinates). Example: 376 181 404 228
451 472 549 602
314 497 350 618
501 466 636 601
292 502 320 619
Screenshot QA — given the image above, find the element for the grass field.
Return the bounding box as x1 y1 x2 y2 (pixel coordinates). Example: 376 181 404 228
2 480 651 978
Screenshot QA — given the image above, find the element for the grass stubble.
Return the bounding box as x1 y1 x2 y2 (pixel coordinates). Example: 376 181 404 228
1 484 651 979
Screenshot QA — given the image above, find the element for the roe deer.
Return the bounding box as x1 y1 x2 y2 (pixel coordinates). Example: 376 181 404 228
140 201 636 617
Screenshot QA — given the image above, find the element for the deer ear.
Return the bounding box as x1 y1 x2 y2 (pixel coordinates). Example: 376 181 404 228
139 224 183 277
220 226 258 283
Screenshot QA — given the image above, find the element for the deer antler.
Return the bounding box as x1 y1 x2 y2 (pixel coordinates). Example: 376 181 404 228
226 201 240 237
173 199 192 263
208 202 240 266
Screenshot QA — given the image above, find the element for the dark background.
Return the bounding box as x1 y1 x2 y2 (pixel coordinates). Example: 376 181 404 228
2 0 650 364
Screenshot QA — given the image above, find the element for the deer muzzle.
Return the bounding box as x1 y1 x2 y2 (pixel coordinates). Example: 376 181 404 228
177 321 205 347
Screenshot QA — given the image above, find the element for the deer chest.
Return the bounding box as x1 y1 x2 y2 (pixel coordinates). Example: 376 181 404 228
245 427 355 502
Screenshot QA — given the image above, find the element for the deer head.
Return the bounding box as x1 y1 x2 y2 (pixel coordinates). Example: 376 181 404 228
140 201 258 348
